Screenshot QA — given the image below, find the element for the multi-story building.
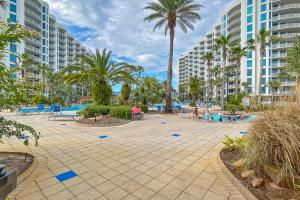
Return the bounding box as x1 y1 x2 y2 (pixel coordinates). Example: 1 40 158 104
0 0 87 73
179 0 300 98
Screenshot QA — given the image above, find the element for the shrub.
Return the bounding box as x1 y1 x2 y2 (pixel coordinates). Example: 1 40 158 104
225 104 240 115
110 106 132 120
138 105 148 113
80 105 110 119
31 95 50 105
222 135 247 150
245 102 300 179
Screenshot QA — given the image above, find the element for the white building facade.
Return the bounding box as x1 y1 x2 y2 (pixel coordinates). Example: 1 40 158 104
179 0 300 98
0 0 87 72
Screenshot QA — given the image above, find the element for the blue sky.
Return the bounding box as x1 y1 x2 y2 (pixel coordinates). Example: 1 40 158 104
47 0 234 91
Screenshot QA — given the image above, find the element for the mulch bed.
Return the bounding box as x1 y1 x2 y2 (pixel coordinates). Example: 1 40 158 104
220 149 300 200
0 152 34 176
76 116 129 126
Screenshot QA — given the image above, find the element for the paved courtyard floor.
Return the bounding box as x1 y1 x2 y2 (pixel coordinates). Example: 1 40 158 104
1 113 250 200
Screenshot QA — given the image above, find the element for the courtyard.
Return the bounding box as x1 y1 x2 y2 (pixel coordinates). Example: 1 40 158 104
1 113 249 200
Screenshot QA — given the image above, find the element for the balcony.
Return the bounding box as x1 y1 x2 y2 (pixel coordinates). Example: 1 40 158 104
25 18 41 31
25 36 41 46
25 45 40 54
25 0 41 14
277 32 300 39
273 4 300 12
25 8 41 22
228 9 240 20
273 13 300 23
272 42 294 49
272 52 287 59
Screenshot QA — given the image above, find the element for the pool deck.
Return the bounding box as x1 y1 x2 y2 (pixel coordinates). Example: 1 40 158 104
1 113 249 200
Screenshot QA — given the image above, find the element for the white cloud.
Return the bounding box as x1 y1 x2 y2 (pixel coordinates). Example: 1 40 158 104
48 0 234 82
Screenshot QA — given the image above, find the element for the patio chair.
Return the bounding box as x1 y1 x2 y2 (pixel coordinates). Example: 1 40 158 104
32 104 45 114
48 112 80 121
132 112 142 120
44 104 61 113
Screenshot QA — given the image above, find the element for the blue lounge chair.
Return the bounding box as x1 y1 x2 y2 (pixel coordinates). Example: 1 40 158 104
48 113 80 121
45 104 61 113
32 104 45 113
19 108 33 114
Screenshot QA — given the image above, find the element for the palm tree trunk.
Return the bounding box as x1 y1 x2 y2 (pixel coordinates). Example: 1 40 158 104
258 49 264 104
235 61 240 98
221 53 226 111
165 28 175 113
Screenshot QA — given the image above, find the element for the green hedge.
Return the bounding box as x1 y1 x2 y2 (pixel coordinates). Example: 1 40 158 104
138 105 148 113
80 105 110 118
110 106 132 120
31 95 50 105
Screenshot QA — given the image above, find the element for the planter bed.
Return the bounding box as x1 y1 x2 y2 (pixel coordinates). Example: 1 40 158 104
220 148 300 200
0 152 34 176
76 116 130 127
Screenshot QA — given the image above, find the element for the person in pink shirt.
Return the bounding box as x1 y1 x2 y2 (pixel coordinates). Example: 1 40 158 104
131 104 144 120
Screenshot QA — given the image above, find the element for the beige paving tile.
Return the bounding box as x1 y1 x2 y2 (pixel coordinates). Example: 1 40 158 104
133 174 153 185
41 183 65 197
123 169 141 179
145 179 167 192
133 187 155 200
37 178 59 189
202 191 228 200
159 185 182 200
95 181 117 194
63 176 83 187
150 193 170 200
111 174 130 186
47 189 75 200
156 173 175 184
21 191 45 200
76 188 102 200
184 184 207 199
104 187 129 200
87 175 107 187
120 180 143 193
69 182 92 195
176 192 197 200
169 178 190 190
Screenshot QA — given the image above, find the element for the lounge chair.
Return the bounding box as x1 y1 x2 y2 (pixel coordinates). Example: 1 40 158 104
32 104 45 114
44 104 61 113
48 112 80 121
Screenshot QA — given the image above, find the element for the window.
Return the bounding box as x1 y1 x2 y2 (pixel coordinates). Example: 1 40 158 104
247 24 252 32
10 3 16 13
262 86 266 94
42 47 45 53
247 0 252 5
247 78 252 85
261 13 267 21
262 68 266 76
247 7 253 15
248 87 252 93
247 16 252 23
261 4 267 12
43 23 46 29
43 39 46 45
247 69 252 76
247 51 252 59
263 59 267 66
43 15 46 21
261 0 266 3
247 60 252 68
10 14 16 22
10 44 16 52
43 7 46 13
10 54 16 62
247 33 252 39
43 55 46 61
10 0 17 3
261 22 267 30
262 78 266 85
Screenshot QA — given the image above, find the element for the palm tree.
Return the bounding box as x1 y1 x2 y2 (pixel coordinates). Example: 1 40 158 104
210 65 222 101
250 29 280 104
0 0 7 8
284 36 300 90
215 34 232 110
202 52 214 101
268 80 281 103
144 0 202 113
188 76 204 105
230 45 248 98
61 48 134 105
225 65 235 99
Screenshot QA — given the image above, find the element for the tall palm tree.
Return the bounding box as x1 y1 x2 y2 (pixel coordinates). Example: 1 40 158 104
285 36 300 88
230 45 248 98
250 29 279 104
61 48 134 105
210 65 222 101
268 80 281 103
0 0 7 8
188 76 204 105
144 0 202 113
215 34 232 110
202 52 214 101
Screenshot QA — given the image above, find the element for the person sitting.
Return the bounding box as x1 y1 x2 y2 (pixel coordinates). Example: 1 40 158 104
131 104 144 120
192 108 199 117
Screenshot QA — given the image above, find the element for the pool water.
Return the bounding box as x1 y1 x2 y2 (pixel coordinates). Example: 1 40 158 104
61 104 91 112
203 114 256 122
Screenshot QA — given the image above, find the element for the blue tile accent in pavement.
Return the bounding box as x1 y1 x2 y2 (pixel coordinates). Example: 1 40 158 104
56 170 77 182
172 133 181 137
99 135 108 139
240 131 248 136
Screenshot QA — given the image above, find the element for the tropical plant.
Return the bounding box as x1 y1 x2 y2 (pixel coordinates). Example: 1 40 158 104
284 36 300 93
178 83 188 102
188 76 204 105
0 21 39 146
268 80 281 103
61 49 134 105
210 66 222 101
250 29 280 104
144 0 202 113
215 34 232 110
202 52 214 100
230 45 248 98
135 77 161 105
121 83 131 105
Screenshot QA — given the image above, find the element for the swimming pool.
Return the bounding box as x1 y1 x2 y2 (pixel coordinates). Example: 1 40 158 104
61 104 91 112
203 114 256 122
